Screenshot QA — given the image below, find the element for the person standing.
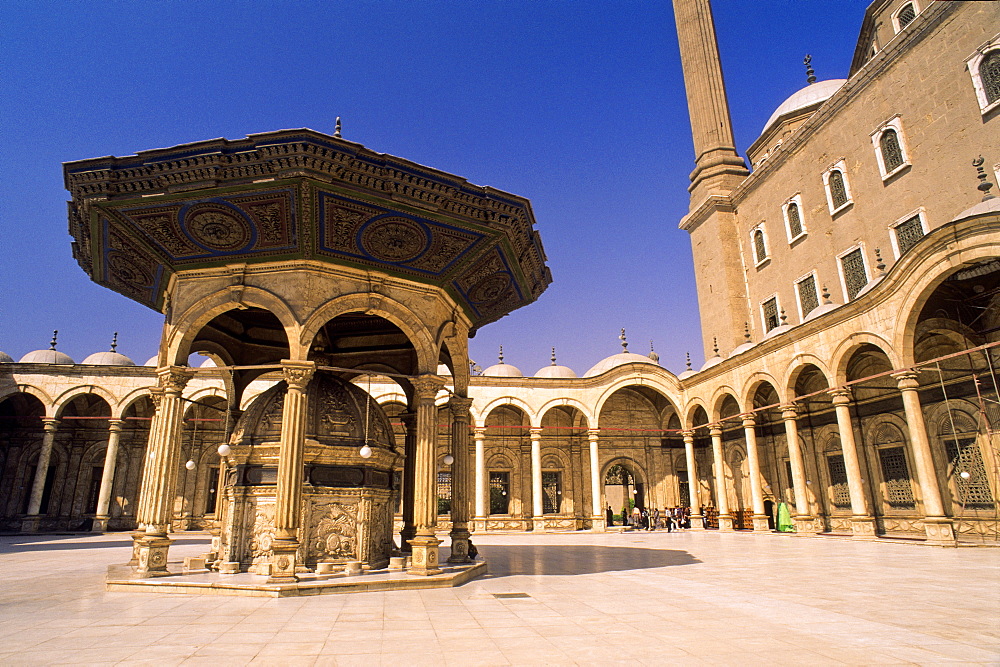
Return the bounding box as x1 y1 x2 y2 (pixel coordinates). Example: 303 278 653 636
606 504 614 527
651 507 660 531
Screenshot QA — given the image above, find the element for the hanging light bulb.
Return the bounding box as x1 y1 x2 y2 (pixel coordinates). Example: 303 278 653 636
960 471 971 479
217 443 232 457
185 459 196 471
443 454 455 466
359 443 373 458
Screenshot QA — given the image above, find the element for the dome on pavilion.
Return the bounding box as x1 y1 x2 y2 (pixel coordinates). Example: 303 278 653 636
20 331 73 364
761 79 845 137
144 355 159 367
483 345 524 377
585 330 659 377
82 351 136 366
534 348 577 378
0 351 13 363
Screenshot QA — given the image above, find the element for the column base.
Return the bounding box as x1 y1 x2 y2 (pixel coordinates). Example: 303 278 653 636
447 528 472 563
134 534 173 576
717 515 735 532
923 518 957 546
407 534 442 575
128 530 144 566
92 516 109 533
472 518 487 533
751 516 771 532
689 514 705 530
20 516 41 533
399 526 416 553
590 516 606 532
531 517 546 532
793 516 822 534
850 516 877 539
267 540 300 583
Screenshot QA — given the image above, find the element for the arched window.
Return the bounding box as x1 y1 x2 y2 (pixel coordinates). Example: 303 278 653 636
981 50 1000 106
753 229 767 264
786 202 803 238
941 412 994 508
874 423 915 509
880 129 904 173
897 3 916 30
829 170 848 208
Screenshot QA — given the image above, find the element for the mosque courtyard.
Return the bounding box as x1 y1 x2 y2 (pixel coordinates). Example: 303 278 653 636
0 531 996 666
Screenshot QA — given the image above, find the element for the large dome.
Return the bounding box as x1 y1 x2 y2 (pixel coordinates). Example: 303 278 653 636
762 79 846 136
82 350 136 366
19 349 74 364
584 352 659 377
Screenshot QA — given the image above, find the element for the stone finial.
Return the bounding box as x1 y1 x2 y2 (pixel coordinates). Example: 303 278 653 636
619 328 628 352
804 54 816 84
821 285 832 304
744 322 752 342
498 344 505 364
712 337 719 356
973 156 996 201
334 117 342 139
685 352 692 371
779 309 788 325
110 332 118 353
550 347 557 366
875 248 887 275
49 330 58 351
648 340 659 364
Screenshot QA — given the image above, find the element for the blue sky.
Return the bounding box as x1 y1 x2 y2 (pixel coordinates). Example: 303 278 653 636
0 1 867 375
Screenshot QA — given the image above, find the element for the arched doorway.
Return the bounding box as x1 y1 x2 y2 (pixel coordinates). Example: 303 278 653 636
604 461 643 523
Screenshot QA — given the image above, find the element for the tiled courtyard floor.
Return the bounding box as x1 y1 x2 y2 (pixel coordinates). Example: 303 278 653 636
0 530 997 666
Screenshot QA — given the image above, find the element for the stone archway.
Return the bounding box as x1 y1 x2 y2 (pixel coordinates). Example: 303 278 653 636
604 460 644 523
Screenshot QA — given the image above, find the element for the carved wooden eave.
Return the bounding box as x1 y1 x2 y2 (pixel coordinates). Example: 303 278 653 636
63 129 552 333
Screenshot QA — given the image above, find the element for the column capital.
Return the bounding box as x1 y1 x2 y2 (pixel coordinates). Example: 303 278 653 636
157 366 193 394
780 404 799 420
741 415 757 428
708 425 723 438
41 417 59 432
829 388 852 405
891 370 920 390
148 386 165 409
448 395 473 420
681 429 695 442
108 418 125 432
529 426 543 440
280 360 316 389
587 428 600 441
411 374 446 400
473 426 487 439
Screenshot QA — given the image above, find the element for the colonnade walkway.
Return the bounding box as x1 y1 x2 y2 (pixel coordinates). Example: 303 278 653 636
0 530 997 665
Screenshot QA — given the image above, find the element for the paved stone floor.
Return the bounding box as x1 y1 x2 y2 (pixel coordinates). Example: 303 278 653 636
0 530 997 666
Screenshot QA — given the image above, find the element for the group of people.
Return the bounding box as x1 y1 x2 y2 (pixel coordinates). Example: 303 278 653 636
605 505 692 531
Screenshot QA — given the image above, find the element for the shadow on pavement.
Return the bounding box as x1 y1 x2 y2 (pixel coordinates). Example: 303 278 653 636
0 535 210 553
480 544 699 576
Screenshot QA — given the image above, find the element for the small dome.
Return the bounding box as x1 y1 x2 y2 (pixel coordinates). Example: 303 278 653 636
0 351 13 363
678 368 697 381
762 79 846 136
20 349 75 364
699 355 723 372
200 357 218 368
728 342 756 358
763 324 793 341
436 363 452 376
484 362 524 378
82 351 136 366
951 197 1000 222
535 364 577 379
144 355 159 367
584 352 659 377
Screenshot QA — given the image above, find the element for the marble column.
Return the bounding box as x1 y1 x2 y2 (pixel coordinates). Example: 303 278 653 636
22 418 59 532
408 374 446 575
448 396 473 563
741 416 769 531
683 430 704 529
782 405 820 534
829 389 876 538
268 360 315 583
92 418 125 532
709 426 734 530
588 429 605 531
530 427 545 531
892 371 955 545
473 426 487 531
399 412 418 551
135 368 192 575
134 387 164 533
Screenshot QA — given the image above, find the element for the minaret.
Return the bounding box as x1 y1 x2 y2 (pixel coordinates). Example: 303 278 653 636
673 0 753 358
673 0 749 203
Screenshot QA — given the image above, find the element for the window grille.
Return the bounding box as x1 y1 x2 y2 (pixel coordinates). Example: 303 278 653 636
895 215 925 255
784 459 795 504
897 3 916 29
542 471 561 514
763 297 779 331
826 455 851 509
205 466 219 514
753 229 767 263
880 129 904 173
489 471 510 514
437 470 452 515
829 170 848 208
982 51 1000 105
786 202 803 238
841 248 867 300
797 274 819 316
677 470 689 508
878 446 915 508
942 414 994 508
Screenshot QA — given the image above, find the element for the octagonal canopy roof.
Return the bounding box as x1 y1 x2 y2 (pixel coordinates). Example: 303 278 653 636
64 128 552 333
